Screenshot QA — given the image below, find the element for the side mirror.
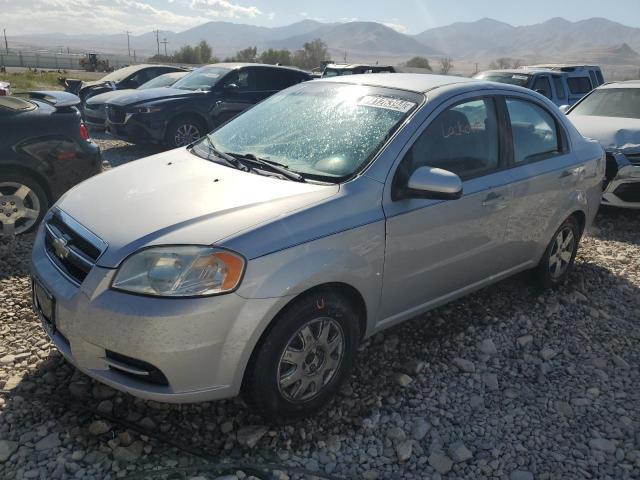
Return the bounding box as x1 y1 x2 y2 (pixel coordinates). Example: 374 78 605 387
223 83 239 91
558 105 570 114
400 166 463 200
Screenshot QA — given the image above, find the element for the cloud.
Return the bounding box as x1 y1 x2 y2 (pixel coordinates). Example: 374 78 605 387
339 17 359 23
382 21 409 33
190 0 261 18
267 12 276 20
1 0 262 35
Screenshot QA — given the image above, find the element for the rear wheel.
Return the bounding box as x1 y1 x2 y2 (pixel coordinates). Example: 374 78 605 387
0 173 48 236
242 289 361 420
534 216 581 288
166 116 206 148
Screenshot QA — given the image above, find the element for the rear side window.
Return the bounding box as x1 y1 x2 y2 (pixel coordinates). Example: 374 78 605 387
567 77 592 95
256 68 290 91
400 98 500 180
506 98 561 164
532 76 552 99
596 70 604 85
589 71 598 88
552 76 567 100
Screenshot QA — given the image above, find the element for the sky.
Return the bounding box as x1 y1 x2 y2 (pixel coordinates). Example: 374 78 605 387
2 0 640 36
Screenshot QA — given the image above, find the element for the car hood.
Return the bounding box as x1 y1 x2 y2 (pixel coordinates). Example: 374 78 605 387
569 115 640 154
55 148 338 267
86 89 136 105
106 87 201 107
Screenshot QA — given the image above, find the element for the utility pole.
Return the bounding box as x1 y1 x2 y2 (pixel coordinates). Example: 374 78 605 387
474 62 479 75
153 29 160 56
3 29 8 54
125 30 131 62
161 38 169 57
343 50 347 63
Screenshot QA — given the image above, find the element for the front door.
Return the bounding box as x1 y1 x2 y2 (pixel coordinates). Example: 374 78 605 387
380 96 513 324
210 68 258 126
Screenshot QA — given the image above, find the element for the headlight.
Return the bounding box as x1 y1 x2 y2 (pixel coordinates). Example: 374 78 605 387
112 246 245 297
136 105 163 113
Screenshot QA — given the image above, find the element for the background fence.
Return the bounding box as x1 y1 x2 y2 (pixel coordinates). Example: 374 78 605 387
0 51 137 70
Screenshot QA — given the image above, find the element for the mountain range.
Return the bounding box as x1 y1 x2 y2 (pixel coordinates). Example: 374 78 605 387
9 17 640 68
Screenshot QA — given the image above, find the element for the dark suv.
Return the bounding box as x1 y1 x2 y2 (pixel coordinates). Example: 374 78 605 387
105 63 311 148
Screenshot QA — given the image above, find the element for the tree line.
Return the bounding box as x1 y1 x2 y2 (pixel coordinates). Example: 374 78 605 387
149 39 330 70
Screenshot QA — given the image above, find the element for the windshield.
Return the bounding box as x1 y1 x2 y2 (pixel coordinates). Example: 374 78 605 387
570 88 640 119
101 65 142 83
139 72 186 90
474 72 530 87
194 82 420 181
172 66 230 91
323 68 352 77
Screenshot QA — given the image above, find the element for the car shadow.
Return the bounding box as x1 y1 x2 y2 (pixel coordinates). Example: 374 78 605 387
1 250 638 478
588 205 640 246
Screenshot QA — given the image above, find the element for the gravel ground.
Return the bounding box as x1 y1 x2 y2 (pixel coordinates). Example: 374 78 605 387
1 141 639 479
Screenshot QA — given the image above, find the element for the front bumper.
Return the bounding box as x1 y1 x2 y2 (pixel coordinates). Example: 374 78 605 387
603 154 640 209
105 114 166 144
84 105 107 130
31 227 286 403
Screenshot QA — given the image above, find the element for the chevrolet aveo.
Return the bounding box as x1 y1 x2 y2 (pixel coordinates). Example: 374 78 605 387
31 74 604 419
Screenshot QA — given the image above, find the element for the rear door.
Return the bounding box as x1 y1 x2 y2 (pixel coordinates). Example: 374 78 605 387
500 95 578 265
380 94 513 324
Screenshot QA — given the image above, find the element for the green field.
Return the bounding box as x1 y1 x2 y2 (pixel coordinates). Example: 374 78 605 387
0 70 100 92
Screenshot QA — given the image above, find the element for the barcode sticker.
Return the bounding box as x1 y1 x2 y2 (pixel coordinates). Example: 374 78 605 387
358 95 416 113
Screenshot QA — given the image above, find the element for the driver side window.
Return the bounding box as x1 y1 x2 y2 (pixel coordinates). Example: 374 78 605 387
399 97 500 182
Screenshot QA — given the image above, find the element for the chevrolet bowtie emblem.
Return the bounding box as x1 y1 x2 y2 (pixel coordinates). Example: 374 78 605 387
52 237 70 260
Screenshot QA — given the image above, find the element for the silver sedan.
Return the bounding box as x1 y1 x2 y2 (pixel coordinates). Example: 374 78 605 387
31 74 604 419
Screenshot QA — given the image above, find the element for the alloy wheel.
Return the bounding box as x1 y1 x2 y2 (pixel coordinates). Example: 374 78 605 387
173 123 201 147
548 226 575 279
277 317 345 402
0 182 41 236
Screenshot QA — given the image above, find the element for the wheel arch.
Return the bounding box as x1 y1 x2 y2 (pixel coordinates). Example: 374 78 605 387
0 164 53 205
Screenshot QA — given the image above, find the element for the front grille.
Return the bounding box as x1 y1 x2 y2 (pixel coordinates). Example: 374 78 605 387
105 350 169 386
107 105 126 124
613 183 640 203
44 210 106 284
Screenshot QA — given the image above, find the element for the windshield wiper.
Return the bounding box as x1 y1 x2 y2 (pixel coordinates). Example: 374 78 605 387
228 153 305 182
201 136 249 171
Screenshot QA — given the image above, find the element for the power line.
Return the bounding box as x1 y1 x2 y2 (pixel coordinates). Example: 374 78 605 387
3 29 8 54
125 30 131 62
161 37 169 57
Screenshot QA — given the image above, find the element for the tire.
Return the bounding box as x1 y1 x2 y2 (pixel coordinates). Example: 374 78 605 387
165 116 206 148
0 172 48 236
534 216 581 288
242 289 361 420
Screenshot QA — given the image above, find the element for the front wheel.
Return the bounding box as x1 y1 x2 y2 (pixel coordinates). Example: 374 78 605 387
242 289 361 420
0 173 48 236
534 216 581 288
165 116 206 148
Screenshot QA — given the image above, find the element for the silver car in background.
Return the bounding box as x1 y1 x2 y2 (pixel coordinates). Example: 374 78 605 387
31 74 604 419
567 80 640 208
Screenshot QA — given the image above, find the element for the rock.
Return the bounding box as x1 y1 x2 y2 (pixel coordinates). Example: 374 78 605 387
411 418 430 441
395 373 413 387
470 394 484 409
35 433 60 451
448 441 473 462
540 347 557 361
0 440 18 462
3 375 22 391
96 400 113 414
71 450 85 461
452 357 475 373
139 417 156 430
589 438 616 454
386 427 406 442
221 422 234 434
404 359 426 375
428 451 453 474
555 401 574 417
517 335 533 348
510 470 534 480
68 381 90 398
236 426 268 448
611 354 630 369
383 334 399 352
0 354 15 364
88 420 111 436
478 338 498 356
113 441 144 463
362 470 379 480
396 440 413 462
482 373 499 391
92 384 116 400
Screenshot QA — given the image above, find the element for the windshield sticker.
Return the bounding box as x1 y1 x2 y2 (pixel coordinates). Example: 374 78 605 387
358 95 415 113
512 75 528 80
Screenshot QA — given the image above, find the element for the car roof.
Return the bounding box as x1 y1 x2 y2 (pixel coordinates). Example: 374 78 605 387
325 63 393 69
203 62 309 74
525 63 600 69
478 69 557 75
597 80 640 89
316 73 477 93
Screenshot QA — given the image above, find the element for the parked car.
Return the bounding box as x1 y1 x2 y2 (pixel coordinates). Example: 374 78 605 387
62 64 187 103
524 64 605 104
322 63 396 77
475 65 604 107
84 71 189 130
0 91 101 236
566 80 640 208
104 63 311 148
0 81 10 96
31 74 604 419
